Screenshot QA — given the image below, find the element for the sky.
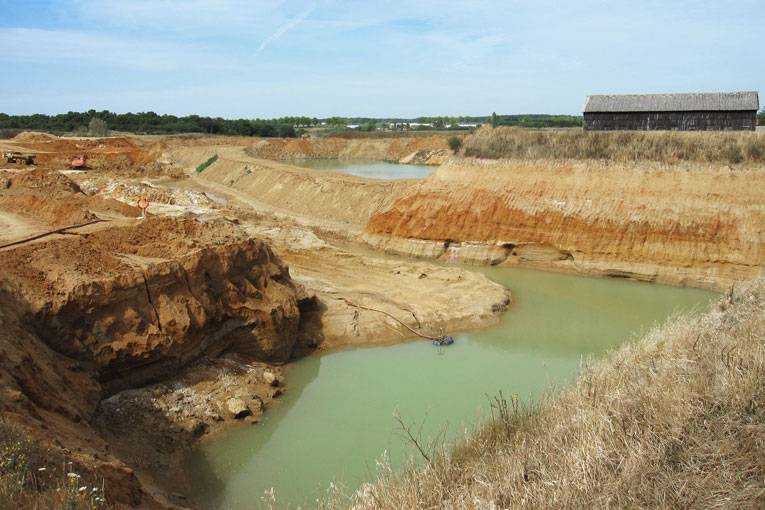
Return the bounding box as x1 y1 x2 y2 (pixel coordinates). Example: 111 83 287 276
0 0 762 118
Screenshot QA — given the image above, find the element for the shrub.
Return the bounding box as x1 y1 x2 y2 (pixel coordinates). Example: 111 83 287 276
88 118 109 137
195 154 219 174
447 136 463 152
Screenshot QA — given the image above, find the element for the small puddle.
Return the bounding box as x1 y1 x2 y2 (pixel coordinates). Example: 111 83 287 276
203 192 228 205
185 266 716 508
281 158 434 179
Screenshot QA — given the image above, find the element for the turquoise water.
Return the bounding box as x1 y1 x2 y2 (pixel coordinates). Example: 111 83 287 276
281 158 433 179
185 266 716 509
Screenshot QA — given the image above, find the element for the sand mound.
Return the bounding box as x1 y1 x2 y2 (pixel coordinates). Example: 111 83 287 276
12 131 59 142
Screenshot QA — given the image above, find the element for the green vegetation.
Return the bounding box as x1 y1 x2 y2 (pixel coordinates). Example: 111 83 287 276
447 136 463 152
463 125 765 164
195 155 219 174
335 277 765 509
0 419 112 509
492 113 582 128
758 107 765 127
88 117 109 137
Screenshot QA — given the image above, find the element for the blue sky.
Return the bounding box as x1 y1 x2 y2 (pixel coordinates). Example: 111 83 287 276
0 0 761 118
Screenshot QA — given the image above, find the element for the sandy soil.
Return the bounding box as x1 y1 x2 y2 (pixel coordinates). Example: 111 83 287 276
365 157 765 290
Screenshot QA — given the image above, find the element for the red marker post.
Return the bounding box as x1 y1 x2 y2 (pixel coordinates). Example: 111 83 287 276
136 197 149 218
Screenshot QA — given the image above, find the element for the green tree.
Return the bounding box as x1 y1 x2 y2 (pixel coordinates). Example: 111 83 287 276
447 136 463 152
88 117 109 137
491 112 498 128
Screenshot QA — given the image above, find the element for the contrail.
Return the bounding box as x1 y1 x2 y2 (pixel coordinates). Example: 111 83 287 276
256 8 312 54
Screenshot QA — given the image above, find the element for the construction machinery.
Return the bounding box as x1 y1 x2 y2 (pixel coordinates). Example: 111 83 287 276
70 154 88 169
2 151 36 165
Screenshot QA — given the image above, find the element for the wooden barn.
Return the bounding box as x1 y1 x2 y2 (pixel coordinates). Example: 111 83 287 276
582 91 759 131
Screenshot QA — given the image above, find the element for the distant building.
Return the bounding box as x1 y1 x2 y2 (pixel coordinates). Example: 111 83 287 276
458 122 480 128
346 124 360 129
582 91 759 131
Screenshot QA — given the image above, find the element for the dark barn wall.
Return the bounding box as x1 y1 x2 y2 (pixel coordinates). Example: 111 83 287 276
583 111 756 131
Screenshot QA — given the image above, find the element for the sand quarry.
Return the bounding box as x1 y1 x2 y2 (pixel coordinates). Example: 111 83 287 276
1 131 763 508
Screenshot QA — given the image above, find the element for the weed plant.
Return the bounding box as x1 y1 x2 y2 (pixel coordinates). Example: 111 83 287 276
0 420 112 509
463 126 765 165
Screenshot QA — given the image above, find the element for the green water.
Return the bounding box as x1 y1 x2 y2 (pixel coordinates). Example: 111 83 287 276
185 266 716 509
281 158 433 179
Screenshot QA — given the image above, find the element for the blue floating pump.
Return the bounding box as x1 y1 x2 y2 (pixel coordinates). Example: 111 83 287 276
432 336 454 346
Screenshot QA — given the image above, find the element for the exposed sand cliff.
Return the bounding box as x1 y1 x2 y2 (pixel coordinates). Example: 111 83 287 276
0 169 316 508
364 157 765 290
244 134 451 165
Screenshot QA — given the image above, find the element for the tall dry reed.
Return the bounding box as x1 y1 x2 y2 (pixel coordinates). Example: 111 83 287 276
462 126 765 165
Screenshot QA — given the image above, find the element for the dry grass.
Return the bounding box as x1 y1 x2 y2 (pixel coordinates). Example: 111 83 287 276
341 277 765 509
0 420 112 510
463 126 765 165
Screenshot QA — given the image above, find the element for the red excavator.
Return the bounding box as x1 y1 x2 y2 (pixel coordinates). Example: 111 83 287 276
70 154 88 169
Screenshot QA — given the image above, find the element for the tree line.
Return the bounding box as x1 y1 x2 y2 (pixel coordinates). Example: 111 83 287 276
0 110 299 137
0 110 586 137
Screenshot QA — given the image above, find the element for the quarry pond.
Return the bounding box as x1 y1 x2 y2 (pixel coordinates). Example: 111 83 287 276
281 158 434 179
184 266 716 509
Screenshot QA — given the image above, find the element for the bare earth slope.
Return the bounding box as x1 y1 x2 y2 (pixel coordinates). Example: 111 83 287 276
364 157 765 290
165 144 418 235
245 134 451 165
0 170 315 508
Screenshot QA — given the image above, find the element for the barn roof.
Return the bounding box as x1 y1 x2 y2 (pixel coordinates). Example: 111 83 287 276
582 91 759 113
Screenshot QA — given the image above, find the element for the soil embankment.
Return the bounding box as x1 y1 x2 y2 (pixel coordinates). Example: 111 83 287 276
364 157 765 290
0 169 317 508
167 145 415 236
3 131 164 168
244 134 452 165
